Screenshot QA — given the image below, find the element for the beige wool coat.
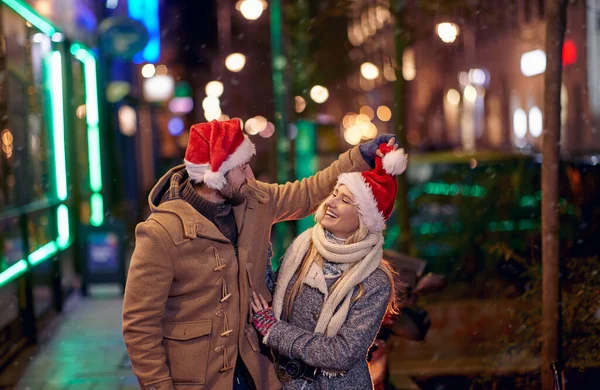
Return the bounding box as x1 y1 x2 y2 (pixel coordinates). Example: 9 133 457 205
122 146 369 390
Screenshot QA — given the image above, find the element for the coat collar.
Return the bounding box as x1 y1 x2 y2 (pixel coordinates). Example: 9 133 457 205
147 164 267 243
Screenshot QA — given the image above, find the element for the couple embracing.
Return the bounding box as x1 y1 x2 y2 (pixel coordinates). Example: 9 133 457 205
122 118 407 390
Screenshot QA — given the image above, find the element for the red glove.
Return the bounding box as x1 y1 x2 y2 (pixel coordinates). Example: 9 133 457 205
252 307 278 337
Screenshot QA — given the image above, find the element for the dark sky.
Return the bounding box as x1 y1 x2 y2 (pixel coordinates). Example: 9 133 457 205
164 0 218 67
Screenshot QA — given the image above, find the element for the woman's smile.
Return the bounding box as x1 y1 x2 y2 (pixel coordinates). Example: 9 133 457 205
325 208 339 219
320 185 360 238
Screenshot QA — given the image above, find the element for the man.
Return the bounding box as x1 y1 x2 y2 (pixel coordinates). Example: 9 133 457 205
122 118 396 390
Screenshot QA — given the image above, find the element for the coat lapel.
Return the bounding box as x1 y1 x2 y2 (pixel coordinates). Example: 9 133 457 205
304 262 329 297
235 198 257 262
233 199 247 234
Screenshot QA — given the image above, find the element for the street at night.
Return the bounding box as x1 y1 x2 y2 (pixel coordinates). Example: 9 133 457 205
0 0 599 389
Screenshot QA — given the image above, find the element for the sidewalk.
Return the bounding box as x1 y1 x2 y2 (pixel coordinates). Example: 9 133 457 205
1 287 138 390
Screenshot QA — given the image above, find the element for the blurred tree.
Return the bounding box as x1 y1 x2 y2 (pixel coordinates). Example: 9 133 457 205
541 0 568 388
278 0 508 256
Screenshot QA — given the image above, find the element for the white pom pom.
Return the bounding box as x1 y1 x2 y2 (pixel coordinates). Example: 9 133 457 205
203 170 227 190
382 148 408 175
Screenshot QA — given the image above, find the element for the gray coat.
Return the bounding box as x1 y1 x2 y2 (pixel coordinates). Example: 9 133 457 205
265 267 391 389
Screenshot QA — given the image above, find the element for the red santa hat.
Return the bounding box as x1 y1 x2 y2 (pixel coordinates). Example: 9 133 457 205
336 143 408 233
184 119 256 190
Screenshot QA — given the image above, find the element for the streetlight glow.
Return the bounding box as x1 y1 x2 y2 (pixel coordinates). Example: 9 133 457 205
239 0 265 20
202 96 220 111
463 85 477 103
360 62 379 80
436 22 459 43
245 117 264 135
205 81 224 97
376 106 392 122
513 108 527 138
310 85 329 104
364 123 378 139
225 53 246 72
360 106 375 120
141 64 156 78
446 89 461 105
344 126 362 145
259 122 275 138
402 48 416 81
205 107 222 121
529 106 543 137
342 113 357 129
295 96 306 113
520 49 546 77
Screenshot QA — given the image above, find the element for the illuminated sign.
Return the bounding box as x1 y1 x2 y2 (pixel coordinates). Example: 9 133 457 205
520 49 546 77
562 39 577 66
128 0 160 63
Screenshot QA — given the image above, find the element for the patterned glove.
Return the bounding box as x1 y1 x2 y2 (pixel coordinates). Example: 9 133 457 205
359 134 400 168
252 307 278 337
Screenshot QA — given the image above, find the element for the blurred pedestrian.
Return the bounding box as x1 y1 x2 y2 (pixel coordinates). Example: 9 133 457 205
122 118 397 390
250 141 408 389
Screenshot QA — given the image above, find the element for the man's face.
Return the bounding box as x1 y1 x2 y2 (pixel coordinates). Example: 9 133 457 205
218 163 254 205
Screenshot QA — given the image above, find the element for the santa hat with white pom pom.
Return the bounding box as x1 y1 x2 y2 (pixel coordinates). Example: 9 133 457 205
336 142 408 233
184 118 255 190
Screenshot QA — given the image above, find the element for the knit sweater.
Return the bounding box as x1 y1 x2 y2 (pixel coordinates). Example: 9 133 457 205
160 170 238 244
265 267 391 389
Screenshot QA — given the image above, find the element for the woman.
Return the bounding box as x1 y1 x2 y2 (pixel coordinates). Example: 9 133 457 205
251 140 407 389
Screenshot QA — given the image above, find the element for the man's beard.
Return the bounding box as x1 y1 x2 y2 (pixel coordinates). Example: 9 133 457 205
218 181 246 206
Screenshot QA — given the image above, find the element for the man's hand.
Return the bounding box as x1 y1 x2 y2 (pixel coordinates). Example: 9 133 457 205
359 134 401 168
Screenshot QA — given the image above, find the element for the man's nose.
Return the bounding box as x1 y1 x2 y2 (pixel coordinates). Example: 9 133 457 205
245 167 255 180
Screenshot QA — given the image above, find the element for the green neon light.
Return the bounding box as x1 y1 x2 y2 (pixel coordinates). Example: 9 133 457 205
488 219 540 232
83 57 99 126
1 0 57 36
50 51 67 200
408 182 488 202
57 204 70 249
416 221 463 235
29 241 58 266
0 260 28 286
87 125 102 193
519 195 538 207
70 45 99 127
71 43 103 224
383 225 400 249
423 182 487 198
90 193 104 226
295 120 317 234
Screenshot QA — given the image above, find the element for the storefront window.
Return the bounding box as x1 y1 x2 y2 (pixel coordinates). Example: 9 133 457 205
26 208 54 253
0 216 25 271
1 7 52 208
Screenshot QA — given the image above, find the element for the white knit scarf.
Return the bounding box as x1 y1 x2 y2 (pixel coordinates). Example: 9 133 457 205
272 224 384 338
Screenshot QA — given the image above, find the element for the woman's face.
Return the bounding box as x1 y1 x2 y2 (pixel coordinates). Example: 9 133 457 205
320 185 360 239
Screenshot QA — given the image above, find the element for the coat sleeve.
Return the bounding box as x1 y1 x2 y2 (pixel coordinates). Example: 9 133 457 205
122 221 175 389
264 271 391 372
253 145 369 223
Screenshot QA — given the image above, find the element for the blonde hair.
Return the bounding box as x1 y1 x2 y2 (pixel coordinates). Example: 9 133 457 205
283 201 399 320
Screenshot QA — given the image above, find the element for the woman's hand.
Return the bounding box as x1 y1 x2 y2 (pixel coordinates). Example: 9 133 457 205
250 292 278 338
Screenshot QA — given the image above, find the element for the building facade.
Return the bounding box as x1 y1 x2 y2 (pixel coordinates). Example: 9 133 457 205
334 0 598 155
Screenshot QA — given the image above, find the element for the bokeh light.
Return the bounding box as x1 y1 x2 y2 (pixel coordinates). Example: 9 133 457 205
310 85 329 104
225 53 246 72
205 81 224 97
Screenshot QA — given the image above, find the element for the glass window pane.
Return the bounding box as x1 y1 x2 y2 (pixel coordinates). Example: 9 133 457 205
1 7 53 208
1 216 25 270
